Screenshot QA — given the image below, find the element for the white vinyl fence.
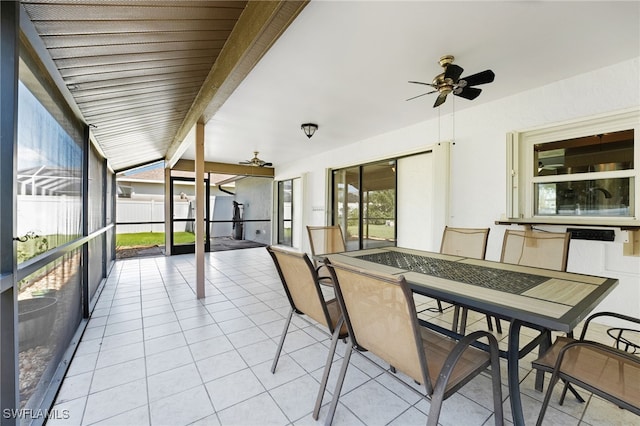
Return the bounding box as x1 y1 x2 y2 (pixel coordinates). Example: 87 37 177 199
116 197 235 237
116 199 189 234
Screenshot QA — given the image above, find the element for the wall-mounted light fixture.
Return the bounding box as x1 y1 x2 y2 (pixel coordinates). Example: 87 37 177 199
301 123 318 139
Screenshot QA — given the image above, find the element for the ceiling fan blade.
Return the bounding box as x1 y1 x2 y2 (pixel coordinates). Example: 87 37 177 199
433 92 448 108
454 86 482 100
444 64 463 82
459 69 495 87
408 80 434 87
405 90 437 101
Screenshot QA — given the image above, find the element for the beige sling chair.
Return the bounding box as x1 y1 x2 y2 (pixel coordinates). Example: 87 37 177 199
322 258 504 426
266 246 348 418
306 225 347 285
532 312 639 425
439 226 493 333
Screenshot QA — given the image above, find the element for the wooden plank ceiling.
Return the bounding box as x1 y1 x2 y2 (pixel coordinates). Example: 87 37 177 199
20 0 306 172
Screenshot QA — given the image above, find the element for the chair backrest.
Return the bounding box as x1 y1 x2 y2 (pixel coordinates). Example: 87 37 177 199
500 229 570 271
327 260 430 390
307 226 346 257
440 226 490 259
267 246 331 329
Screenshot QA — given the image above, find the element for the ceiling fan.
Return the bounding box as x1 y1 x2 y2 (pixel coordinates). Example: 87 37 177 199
407 55 495 108
239 151 272 167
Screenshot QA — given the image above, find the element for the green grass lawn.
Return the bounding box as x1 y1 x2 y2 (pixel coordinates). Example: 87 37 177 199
347 224 395 240
116 232 195 247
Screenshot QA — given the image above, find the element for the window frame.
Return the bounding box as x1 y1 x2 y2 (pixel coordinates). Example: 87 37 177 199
507 107 640 226
276 178 294 247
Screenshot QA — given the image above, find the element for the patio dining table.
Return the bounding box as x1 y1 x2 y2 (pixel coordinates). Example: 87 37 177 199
325 246 618 425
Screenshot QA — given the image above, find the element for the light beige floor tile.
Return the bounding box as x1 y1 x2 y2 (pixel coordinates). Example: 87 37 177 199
95 341 145 369
205 368 265 411
147 362 202 402
189 335 234 361
144 331 187 356
90 358 146 393
149 385 214 426
217 392 289 426
196 349 248 383
55 371 93 404
47 396 86 426
145 345 193 376
89 406 149 426
83 378 148 425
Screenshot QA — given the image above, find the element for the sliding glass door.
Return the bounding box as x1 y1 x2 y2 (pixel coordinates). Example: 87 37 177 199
332 160 396 250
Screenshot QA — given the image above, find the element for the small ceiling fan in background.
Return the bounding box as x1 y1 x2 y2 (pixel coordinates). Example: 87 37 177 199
407 55 495 108
239 151 272 167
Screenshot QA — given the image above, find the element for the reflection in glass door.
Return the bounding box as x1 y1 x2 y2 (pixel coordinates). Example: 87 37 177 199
170 177 210 255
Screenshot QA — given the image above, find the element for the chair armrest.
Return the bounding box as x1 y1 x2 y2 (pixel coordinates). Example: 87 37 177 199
433 330 500 393
581 311 640 340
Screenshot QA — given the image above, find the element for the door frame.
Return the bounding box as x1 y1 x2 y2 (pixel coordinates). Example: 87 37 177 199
169 176 210 254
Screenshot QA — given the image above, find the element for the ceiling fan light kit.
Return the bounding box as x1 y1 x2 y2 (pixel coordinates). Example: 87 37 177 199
407 55 495 107
301 123 318 139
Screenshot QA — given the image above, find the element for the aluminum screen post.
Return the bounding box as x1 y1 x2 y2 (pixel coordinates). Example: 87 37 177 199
0 1 20 423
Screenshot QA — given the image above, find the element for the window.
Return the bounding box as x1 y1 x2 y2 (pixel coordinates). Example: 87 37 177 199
507 108 639 225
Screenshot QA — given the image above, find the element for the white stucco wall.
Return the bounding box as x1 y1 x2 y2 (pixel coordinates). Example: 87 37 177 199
275 57 640 320
235 177 273 244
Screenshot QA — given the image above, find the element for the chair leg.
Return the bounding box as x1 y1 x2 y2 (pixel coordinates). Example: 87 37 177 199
535 330 552 392
436 299 443 313
313 319 343 420
559 380 585 405
324 344 353 426
536 372 561 426
271 308 293 374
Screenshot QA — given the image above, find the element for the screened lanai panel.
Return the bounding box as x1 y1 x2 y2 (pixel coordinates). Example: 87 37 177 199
17 252 83 411
16 82 82 263
88 146 105 301
88 145 105 233
16 36 85 418
106 169 115 268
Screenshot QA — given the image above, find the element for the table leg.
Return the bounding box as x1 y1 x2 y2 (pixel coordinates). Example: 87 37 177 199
508 319 525 426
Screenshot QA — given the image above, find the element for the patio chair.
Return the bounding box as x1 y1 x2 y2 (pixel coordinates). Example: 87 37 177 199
306 225 346 285
532 312 640 425
322 258 503 426
265 246 348 418
500 229 570 272
438 226 494 333
497 229 571 334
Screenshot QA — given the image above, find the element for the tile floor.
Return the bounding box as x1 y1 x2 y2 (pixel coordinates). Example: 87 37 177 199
48 248 635 426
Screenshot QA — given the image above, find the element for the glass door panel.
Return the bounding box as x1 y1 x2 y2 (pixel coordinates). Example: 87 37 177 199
277 180 293 246
362 162 396 249
333 167 360 251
